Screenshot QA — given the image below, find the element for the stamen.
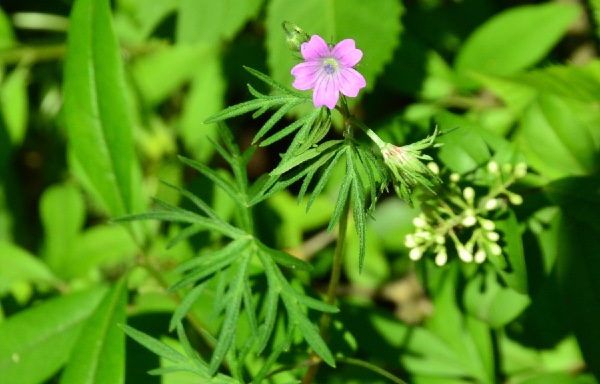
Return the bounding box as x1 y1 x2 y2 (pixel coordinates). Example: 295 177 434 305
323 62 335 74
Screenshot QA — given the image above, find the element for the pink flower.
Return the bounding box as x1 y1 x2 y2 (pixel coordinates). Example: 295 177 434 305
291 35 366 109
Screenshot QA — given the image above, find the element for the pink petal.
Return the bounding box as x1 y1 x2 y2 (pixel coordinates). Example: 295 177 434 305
336 68 366 97
313 75 339 109
291 62 322 90
332 39 363 67
301 35 330 61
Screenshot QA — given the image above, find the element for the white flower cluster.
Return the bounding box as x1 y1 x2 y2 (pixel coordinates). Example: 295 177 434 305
404 161 527 266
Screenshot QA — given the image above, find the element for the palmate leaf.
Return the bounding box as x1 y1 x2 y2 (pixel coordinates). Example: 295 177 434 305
204 67 314 146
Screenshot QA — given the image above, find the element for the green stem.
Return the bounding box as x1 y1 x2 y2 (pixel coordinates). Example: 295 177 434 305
350 117 386 148
301 191 351 384
336 357 409 384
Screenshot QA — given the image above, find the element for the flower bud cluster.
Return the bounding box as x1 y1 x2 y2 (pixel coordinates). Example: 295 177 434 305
404 160 527 266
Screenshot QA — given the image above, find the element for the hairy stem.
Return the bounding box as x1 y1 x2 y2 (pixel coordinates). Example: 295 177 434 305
301 192 351 384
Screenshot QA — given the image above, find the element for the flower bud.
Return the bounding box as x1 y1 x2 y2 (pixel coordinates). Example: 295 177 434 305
450 173 460 183
435 249 448 266
508 193 523 205
427 162 440 175
474 249 487 263
485 198 499 210
489 243 502 256
462 214 477 227
435 235 445 245
514 162 527 178
413 216 428 228
463 187 475 204
481 218 495 231
502 163 513 174
404 235 416 248
487 161 500 174
486 231 500 242
409 247 423 260
457 245 473 262
282 22 310 52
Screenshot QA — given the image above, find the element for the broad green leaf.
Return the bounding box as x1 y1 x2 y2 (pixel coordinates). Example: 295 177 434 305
516 94 596 179
177 0 262 44
464 269 530 328
0 287 106 384
555 214 600 381
510 61 600 103
0 67 28 145
456 3 580 76
67 225 137 279
39 182 85 274
131 43 216 106
434 112 491 174
0 240 59 295
180 52 225 163
60 278 128 384
266 0 402 94
63 0 138 217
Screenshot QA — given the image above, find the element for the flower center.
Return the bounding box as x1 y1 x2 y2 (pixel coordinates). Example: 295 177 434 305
322 58 337 74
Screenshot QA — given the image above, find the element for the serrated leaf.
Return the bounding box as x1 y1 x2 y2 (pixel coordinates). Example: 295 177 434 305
63 0 139 217
170 284 207 331
272 140 342 176
120 324 188 364
208 257 251 375
256 240 312 271
0 287 107 384
177 0 262 44
456 2 580 76
266 0 402 96
59 278 128 384
177 156 240 208
516 94 596 179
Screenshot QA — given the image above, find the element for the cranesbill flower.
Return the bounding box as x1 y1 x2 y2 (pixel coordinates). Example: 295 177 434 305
291 35 366 109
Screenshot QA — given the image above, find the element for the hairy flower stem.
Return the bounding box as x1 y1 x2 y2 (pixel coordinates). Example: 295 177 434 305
301 191 351 384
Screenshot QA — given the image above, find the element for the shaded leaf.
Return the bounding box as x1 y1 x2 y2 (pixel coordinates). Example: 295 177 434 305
0 288 106 384
60 278 128 384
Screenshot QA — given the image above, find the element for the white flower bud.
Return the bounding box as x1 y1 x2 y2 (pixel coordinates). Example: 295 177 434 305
404 235 416 248
409 247 423 260
489 243 502 256
462 214 477 227
435 249 448 266
435 235 445 245
457 245 473 262
486 231 500 242
508 193 523 205
514 162 527 178
474 249 487 263
463 187 475 204
485 199 499 210
450 173 460 183
427 162 440 175
413 216 428 228
487 161 500 174
480 218 495 231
